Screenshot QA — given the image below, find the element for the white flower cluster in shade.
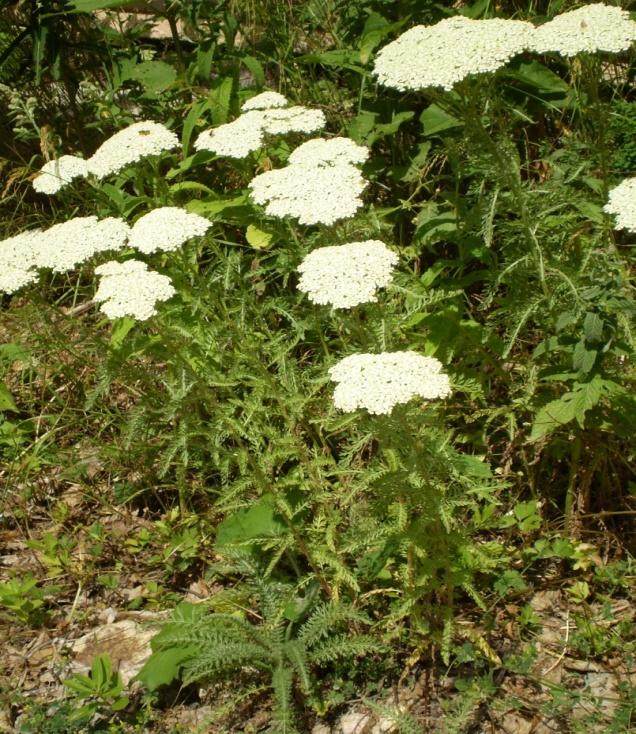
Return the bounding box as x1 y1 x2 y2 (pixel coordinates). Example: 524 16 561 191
241 91 288 111
33 155 89 194
0 230 43 293
604 177 636 233
94 259 176 321
87 121 179 179
328 351 452 415
35 216 131 272
194 97 326 158
127 207 212 254
531 3 636 57
249 137 369 225
0 216 130 292
374 16 534 91
297 240 398 308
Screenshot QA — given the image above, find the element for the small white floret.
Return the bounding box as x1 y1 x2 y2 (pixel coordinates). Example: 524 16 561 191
604 177 636 233
241 91 288 111
94 259 176 321
531 3 636 57
328 351 452 415
87 121 179 179
260 106 326 135
33 155 89 194
194 111 266 158
374 16 534 91
128 207 212 254
297 240 398 308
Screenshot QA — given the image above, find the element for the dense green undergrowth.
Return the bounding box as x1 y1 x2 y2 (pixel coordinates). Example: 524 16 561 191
0 1 634 732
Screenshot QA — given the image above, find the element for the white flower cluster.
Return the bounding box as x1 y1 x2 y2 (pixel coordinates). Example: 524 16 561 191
35 216 130 272
604 177 636 233
87 121 179 179
297 240 398 308
374 16 534 91
288 137 369 167
241 91 288 111
0 216 130 293
128 206 212 254
194 95 326 158
328 351 452 415
0 230 42 293
249 137 369 225
94 259 176 320
531 3 636 57
33 155 89 194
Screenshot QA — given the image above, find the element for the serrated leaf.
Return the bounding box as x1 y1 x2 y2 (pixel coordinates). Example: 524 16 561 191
215 494 286 548
583 312 603 343
246 224 273 250
572 339 596 373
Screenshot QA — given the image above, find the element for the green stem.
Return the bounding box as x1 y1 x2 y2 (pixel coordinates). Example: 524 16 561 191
565 434 583 537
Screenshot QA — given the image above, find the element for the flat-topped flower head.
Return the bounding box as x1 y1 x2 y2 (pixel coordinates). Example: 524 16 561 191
0 230 43 293
94 259 176 321
531 3 636 57
604 177 636 233
249 161 367 225
194 111 266 158
34 216 130 272
241 91 288 111
374 15 534 91
194 106 326 159
297 240 398 308
33 155 89 194
328 351 452 415
259 106 326 135
128 207 212 254
87 121 179 179
288 137 369 167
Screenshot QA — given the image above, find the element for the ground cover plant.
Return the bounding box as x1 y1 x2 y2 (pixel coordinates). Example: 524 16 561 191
0 1 634 732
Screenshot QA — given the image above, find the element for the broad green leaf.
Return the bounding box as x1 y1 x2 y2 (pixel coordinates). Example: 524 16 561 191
110 317 136 350
506 60 568 94
420 104 463 137
529 377 604 441
209 76 235 125
240 55 265 87
216 494 286 547
583 312 603 343
135 647 198 691
66 1 130 12
572 339 596 373
246 224 273 249
0 383 17 412
129 61 177 95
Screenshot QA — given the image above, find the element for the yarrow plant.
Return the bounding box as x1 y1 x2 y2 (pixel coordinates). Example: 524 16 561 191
127 207 212 254
297 240 398 308
373 15 534 91
328 352 452 415
604 177 636 233
87 121 179 179
32 155 89 194
240 90 288 110
194 100 326 158
94 259 176 320
531 3 636 57
249 137 369 225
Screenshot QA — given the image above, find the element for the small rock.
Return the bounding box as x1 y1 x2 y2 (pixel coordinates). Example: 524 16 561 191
337 712 372 734
312 724 331 734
